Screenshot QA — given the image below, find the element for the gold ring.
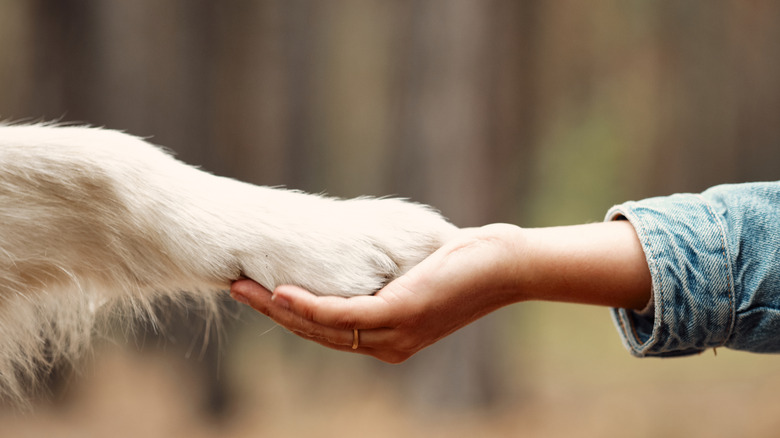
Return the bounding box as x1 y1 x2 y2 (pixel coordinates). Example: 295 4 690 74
352 329 359 350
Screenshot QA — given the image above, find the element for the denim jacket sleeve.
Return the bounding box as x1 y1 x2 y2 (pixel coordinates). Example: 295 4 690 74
606 181 780 357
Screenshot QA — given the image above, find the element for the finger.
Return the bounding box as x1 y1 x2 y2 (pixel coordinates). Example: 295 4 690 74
230 279 273 309
231 280 406 351
272 318 399 355
231 282 410 360
232 280 365 348
272 284 406 330
279 314 404 352
292 329 410 363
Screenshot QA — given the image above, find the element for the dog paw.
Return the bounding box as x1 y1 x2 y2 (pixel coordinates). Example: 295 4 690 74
238 195 456 297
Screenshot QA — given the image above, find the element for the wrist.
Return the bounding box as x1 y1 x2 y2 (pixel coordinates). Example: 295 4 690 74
462 223 533 306
520 222 651 309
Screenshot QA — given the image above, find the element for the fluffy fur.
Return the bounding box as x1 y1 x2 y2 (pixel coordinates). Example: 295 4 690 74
0 124 456 404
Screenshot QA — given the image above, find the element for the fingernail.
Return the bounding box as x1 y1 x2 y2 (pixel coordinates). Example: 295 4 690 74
271 293 290 309
230 292 249 305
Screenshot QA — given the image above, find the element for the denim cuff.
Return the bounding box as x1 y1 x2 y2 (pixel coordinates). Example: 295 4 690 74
606 193 736 357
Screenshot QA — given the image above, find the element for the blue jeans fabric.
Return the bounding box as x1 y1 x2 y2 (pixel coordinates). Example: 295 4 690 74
606 181 780 357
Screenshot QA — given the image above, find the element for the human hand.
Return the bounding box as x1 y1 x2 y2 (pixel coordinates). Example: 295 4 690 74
230 220 651 362
230 224 528 363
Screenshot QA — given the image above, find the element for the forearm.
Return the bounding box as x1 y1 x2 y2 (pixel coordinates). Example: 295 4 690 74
516 222 652 310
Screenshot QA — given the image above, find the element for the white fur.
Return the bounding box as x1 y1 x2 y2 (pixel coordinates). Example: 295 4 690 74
0 124 456 404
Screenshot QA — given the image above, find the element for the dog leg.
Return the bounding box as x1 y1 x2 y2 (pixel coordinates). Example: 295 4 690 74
0 124 455 403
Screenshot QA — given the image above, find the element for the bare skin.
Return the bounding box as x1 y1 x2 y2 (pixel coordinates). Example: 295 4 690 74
230 221 652 364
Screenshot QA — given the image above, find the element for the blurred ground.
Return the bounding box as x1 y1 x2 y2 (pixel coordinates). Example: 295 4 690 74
4 303 780 438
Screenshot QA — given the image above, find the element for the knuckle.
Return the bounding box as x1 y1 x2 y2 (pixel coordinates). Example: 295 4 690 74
396 335 424 354
297 306 318 321
329 310 359 330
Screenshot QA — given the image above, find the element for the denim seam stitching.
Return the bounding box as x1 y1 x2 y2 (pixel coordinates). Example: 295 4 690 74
697 194 736 348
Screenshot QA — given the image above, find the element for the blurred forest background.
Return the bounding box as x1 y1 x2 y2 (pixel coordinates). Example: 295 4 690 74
1 1 780 437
